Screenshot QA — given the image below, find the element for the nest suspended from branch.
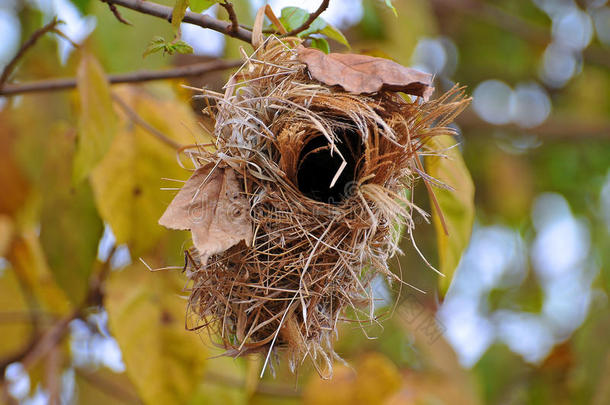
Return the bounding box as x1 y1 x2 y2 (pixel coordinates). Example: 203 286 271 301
159 37 469 377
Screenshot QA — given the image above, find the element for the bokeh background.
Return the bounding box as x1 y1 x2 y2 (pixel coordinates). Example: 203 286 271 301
1 0 610 404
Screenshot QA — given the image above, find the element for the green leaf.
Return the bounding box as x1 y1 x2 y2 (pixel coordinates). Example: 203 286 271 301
189 0 217 13
425 135 475 295
143 37 193 57
90 87 207 256
385 0 398 16
310 37 330 54
40 126 103 305
168 39 194 55
320 25 350 48
280 6 311 32
171 0 189 32
105 263 207 405
143 36 167 58
73 52 118 183
279 7 349 48
279 7 323 37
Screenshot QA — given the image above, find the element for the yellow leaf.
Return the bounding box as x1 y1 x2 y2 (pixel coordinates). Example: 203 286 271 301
171 0 188 32
90 86 207 256
304 353 402 405
0 267 33 359
0 113 30 217
40 126 103 305
73 52 118 183
0 215 14 257
8 230 72 314
105 263 207 405
354 353 402 405
425 135 475 295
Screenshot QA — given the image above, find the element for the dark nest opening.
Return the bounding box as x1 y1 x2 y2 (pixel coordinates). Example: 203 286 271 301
296 124 361 204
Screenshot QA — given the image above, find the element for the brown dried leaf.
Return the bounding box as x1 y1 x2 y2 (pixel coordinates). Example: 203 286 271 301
158 164 252 262
297 45 434 98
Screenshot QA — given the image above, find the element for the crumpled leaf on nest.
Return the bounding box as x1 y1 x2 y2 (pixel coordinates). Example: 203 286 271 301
296 45 434 98
158 163 252 263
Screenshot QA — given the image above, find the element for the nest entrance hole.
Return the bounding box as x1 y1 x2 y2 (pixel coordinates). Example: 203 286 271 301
296 126 362 204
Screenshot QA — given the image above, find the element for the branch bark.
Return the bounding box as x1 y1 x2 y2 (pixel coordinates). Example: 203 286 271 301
0 246 117 394
0 59 241 96
0 18 62 89
111 93 182 150
101 0 132 25
284 0 330 37
220 1 239 34
102 0 252 43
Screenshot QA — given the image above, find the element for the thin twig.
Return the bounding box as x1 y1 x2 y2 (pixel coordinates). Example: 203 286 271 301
76 368 142 404
0 59 241 96
101 0 132 25
0 246 118 393
0 17 62 89
283 0 329 37
111 93 182 150
205 370 301 398
44 346 62 405
430 0 610 70
220 1 239 34
457 109 610 139
0 311 59 324
101 0 252 43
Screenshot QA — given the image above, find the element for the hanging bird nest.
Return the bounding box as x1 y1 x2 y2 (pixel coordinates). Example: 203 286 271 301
159 36 469 377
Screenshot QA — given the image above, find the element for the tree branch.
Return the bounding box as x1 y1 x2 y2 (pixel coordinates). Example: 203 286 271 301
220 1 239 34
76 368 142 404
111 93 182 150
458 109 610 139
101 0 132 25
0 18 62 89
283 0 329 37
102 0 252 43
0 59 241 96
431 0 610 70
0 247 117 391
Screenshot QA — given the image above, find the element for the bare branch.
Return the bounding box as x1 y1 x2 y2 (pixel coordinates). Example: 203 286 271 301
283 0 329 37
430 0 610 70
101 0 132 25
102 0 252 43
76 368 142 404
111 93 182 150
205 370 301 398
0 17 62 89
0 246 118 387
0 59 241 96
220 1 239 34
457 109 610 139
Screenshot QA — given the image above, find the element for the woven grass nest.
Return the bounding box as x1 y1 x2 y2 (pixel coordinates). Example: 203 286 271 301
159 36 469 377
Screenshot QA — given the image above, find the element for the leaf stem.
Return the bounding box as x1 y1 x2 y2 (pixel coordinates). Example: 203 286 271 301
283 0 329 37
